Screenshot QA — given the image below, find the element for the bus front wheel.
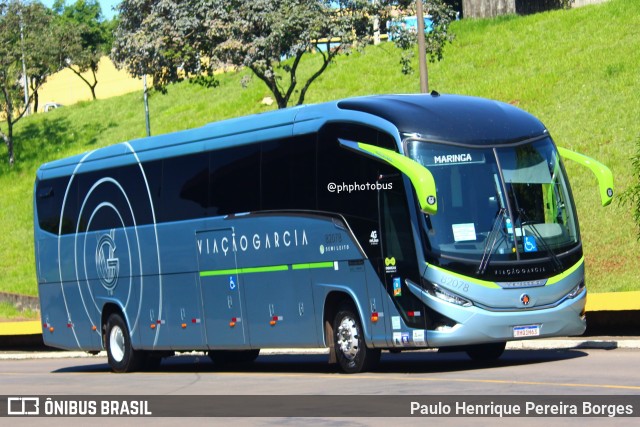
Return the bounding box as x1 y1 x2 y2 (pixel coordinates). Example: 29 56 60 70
333 305 380 374
105 313 144 373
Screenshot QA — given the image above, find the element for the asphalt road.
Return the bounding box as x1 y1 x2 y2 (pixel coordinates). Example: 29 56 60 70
0 348 638 425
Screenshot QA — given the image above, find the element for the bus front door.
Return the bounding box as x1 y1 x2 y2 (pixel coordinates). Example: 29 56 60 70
378 175 428 347
197 228 249 349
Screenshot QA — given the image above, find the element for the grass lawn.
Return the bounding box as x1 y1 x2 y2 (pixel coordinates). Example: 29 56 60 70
0 302 39 321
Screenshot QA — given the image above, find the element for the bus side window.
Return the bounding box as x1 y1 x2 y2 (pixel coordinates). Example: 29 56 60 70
160 153 209 222
261 136 316 211
59 175 80 234
317 123 396 257
130 160 162 225
36 177 67 234
209 145 261 216
77 169 126 232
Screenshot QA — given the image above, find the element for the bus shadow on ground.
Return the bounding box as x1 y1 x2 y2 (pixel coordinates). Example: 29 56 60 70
52 349 588 375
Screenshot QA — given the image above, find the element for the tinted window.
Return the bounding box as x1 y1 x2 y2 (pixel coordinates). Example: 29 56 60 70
317 123 397 256
133 160 162 223
36 177 68 234
261 136 316 211
209 144 260 216
77 169 128 232
160 153 209 222
317 123 396 220
59 176 80 234
41 130 385 232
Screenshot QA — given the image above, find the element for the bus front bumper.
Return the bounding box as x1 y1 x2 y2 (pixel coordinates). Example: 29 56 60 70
422 288 587 348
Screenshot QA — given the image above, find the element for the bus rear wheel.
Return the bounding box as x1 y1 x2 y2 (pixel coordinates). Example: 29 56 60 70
333 305 380 374
466 342 506 362
105 313 144 373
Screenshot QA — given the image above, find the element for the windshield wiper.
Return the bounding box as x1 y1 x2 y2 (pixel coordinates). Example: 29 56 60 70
520 215 563 272
477 207 506 276
508 183 563 272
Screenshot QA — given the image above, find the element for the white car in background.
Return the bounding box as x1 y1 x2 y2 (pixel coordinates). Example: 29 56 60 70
43 102 63 112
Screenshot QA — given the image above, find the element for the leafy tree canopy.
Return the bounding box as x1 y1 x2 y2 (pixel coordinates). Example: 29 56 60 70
1 0 57 165
112 0 381 108
113 1 456 108
52 0 114 99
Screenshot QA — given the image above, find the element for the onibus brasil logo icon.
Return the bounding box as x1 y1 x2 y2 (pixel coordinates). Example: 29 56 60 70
96 229 119 293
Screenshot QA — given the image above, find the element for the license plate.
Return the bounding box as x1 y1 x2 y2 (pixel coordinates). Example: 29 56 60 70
513 324 540 338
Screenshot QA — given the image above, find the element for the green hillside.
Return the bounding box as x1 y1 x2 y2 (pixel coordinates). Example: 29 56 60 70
1 0 638 300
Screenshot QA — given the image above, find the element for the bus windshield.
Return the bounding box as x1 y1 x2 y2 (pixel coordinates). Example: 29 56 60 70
407 137 580 269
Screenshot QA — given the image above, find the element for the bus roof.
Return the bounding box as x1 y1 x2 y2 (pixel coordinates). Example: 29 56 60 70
37 93 548 177
337 93 548 145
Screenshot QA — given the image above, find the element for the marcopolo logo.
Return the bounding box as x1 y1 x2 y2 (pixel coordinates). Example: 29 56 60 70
96 229 119 292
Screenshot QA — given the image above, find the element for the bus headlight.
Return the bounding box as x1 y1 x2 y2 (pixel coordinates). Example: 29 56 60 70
432 284 473 307
566 281 586 299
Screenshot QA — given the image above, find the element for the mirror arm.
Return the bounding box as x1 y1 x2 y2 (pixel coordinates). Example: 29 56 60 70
339 139 438 214
557 146 614 207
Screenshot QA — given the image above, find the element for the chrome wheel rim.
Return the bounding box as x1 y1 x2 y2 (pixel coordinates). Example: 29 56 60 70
109 325 125 362
337 316 359 361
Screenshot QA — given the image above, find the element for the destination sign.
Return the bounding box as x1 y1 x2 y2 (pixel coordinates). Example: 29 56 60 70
424 151 486 167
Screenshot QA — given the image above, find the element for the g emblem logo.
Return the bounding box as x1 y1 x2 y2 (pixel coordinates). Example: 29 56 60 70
96 229 119 291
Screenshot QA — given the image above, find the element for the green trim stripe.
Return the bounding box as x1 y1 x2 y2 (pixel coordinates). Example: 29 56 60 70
292 261 334 270
200 261 335 277
546 257 584 285
200 268 241 277
239 265 289 274
427 263 501 289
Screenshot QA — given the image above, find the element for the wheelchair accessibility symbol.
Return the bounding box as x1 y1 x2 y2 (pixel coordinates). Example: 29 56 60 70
229 276 236 290
524 236 538 253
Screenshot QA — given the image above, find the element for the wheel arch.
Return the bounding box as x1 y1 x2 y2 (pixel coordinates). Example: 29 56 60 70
101 302 128 348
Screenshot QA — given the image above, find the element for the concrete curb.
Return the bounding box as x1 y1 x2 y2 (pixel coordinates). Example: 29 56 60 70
504 339 640 350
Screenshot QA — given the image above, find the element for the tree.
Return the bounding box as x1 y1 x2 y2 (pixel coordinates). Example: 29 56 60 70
112 0 380 109
622 137 640 239
385 0 457 90
27 7 60 113
52 0 113 100
0 0 57 166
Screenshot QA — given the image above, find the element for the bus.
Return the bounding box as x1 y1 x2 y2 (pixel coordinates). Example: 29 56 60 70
34 93 613 373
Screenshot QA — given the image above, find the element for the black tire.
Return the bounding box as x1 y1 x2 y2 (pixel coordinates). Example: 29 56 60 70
333 304 381 374
466 342 506 362
104 313 145 373
208 349 260 366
